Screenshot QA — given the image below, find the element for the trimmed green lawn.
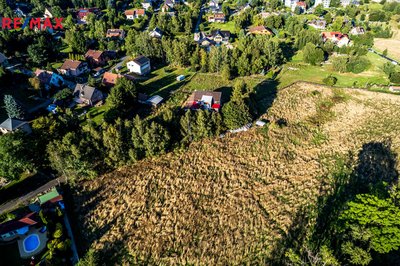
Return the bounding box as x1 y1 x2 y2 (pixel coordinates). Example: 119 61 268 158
208 21 237 33
277 51 390 89
138 67 195 98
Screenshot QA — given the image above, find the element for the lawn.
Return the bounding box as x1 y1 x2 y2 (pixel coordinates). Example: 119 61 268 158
277 51 390 89
138 67 195 98
77 102 109 126
373 17 400 61
208 21 237 33
0 75 47 121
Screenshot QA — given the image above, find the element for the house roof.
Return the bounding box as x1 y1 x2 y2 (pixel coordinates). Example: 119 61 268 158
35 69 54 84
85 50 105 60
60 60 84 70
297 1 307 7
38 188 61 205
77 8 97 19
0 118 28 131
102 72 122 86
125 9 145 16
212 13 225 19
322 31 348 40
150 27 163 36
106 29 125 38
308 19 326 27
147 95 163 105
248 25 273 34
0 52 7 64
210 29 230 39
350 27 365 34
0 213 38 236
186 91 222 109
74 84 98 101
132 55 150 66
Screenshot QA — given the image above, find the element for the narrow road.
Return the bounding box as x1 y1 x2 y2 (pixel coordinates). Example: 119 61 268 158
0 177 66 215
368 48 399 65
111 55 129 71
194 0 207 33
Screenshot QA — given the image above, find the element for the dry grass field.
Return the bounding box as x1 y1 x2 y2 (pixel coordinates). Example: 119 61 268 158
73 83 400 265
374 18 400 61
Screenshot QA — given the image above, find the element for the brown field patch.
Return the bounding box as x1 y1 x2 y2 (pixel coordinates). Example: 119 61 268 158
73 83 400 265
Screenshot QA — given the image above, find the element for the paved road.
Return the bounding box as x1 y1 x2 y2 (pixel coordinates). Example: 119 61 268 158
0 177 66 215
368 48 399 65
194 0 207 33
111 55 129 71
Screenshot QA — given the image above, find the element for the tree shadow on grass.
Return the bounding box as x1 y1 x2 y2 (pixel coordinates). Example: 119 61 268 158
267 140 399 264
249 79 279 119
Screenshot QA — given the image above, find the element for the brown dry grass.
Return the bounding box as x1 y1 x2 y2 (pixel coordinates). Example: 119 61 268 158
374 18 400 61
73 83 400 265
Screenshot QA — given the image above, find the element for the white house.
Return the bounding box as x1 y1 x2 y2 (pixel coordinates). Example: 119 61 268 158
314 0 330 8
125 9 145 20
127 56 151 75
350 27 365 35
284 0 298 9
149 27 163 38
142 0 152 10
59 60 88 77
34 69 64 89
44 7 54 18
0 118 32 134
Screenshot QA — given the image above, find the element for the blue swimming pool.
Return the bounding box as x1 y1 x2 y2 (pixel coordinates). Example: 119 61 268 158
23 234 40 253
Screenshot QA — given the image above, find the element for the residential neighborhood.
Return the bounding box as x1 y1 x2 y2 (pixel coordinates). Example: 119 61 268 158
1 0 400 264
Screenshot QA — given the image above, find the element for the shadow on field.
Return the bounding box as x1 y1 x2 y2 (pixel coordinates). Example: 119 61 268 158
250 79 279 118
267 140 399 265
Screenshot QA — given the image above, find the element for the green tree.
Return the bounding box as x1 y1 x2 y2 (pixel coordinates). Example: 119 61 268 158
389 72 400 83
47 131 100 182
332 56 349 73
383 62 395 76
340 194 400 259
0 132 35 181
142 122 170 157
4 95 24 119
303 43 324 66
222 99 252 129
323 75 338 86
107 78 136 110
130 115 146 160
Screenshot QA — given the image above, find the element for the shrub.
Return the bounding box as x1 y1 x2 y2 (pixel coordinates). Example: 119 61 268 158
389 72 400 83
323 75 338 86
303 43 325 65
347 56 371 74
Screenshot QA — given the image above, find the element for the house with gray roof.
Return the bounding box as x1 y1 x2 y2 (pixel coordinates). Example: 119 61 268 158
0 118 32 134
0 52 8 66
127 56 151 75
73 84 103 106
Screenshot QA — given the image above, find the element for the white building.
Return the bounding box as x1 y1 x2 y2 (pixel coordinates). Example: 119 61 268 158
127 56 151 75
284 0 299 9
315 0 330 8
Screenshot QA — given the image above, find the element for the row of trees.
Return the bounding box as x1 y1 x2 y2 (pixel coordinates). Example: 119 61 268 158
284 141 400 265
0 78 255 182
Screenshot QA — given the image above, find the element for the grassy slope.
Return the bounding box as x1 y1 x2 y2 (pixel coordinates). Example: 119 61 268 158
73 82 400 264
374 16 400 61
278 51 390 88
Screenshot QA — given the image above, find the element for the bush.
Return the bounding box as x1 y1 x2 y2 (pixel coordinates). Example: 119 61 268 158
389 72 400 83
347 56 371 74
323 75 338 86
303 43 325 65
222 99 252 130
